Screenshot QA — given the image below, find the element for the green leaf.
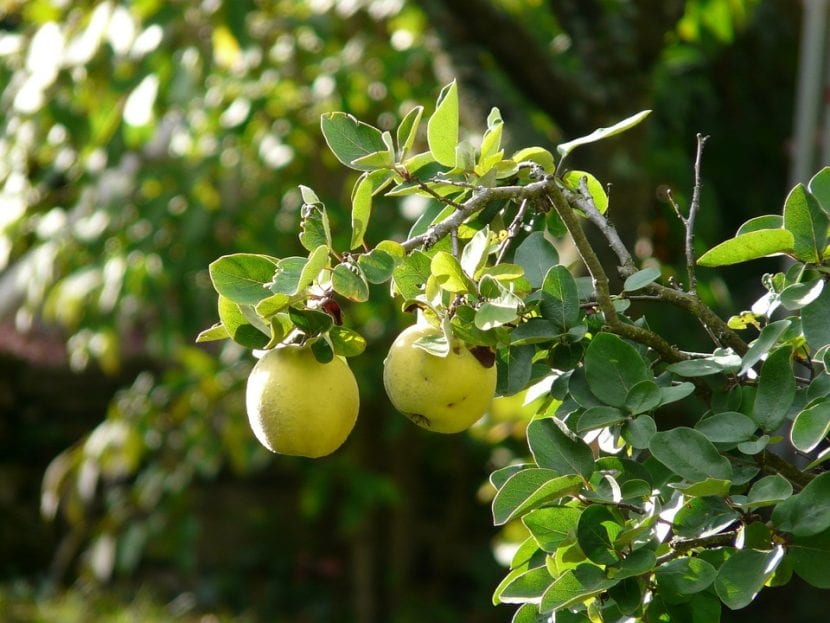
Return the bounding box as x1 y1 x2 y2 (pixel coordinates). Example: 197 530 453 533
540 266 580 329
512 146 556 173
808 166 830 215
490 464 532 490
431 251 475 293
659 382 695 406
329 326 366 357
287 307 332 337
526 418 595 479
621 415 656 449
789 527 830 588
772 471 830 536
523 507 582 552
669 477 732 497
254 293 290 318
298 195 332 252
673 496 738 539
625 380 661 415
714 548 783 610
392 250 432 299
648 427 732 482
623 267 661 292
476 278 523 329
739 319 791 374
515 232 559 289
492 468 583 525
576 504 623 565
562 170 608 214
357 248 397 284
584 333 650 408
216 297 270 348
557 110 651 161
745 474 793 509
736 214 784 235
791 400 830 453
496 344 534 396
667 358 727 377
310 337 334 363
694 411 757 443
511 319 560 345
461 227 490 278
413 332 450 357
779 279 825 310
783 183 828 263
479 107 503 163
267 256 307 295
195 322 229 343
511 604 546 623
296 245 330 294
499 566 552 604
320 112 387 171
697 229 794 267
608 549 656 580
209 253 279 305
803 285 830 352
396 105 424 159
539 563 616 613
576 406 627 432
350 173 374 250
427 80 459 167
655 557 717 596
752 346 794 431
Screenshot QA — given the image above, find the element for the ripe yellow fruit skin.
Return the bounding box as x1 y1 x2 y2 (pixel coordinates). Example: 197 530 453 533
383 324 497 433
245 345 359 458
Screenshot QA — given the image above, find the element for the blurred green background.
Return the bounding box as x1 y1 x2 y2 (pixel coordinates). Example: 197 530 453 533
0 0 822 621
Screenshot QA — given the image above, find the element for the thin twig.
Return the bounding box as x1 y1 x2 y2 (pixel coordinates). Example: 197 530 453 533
655 531 738 565
451 227 460 258
496 198 530 264
686 133 709 294
411 176 465 210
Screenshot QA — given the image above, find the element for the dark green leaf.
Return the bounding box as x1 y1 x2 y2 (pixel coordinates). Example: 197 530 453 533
803 285 830 352
576 504 623 565
584 333 650 408
625 380 661 415
772 471 830 536
783 183 828 263
673 496 738 539
659 382 696 405
209 253 279 305
655 557 717 596
648 427 732 482
714 548 783 610
511 319 560 345
541 266 580 329
515 232 559 288
621 415 656 450
287 307 333 337
492 468 583 525
310 337 334 363
745 474 793 509
608 549 656 580
669 477 732 497
320 112 387 171
576 406 627 432
527 418 595 479
695 412 757 443
789 526 830 588
697 229 794 267
496 344 534 396
490 464 533 490
753 346 794 431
